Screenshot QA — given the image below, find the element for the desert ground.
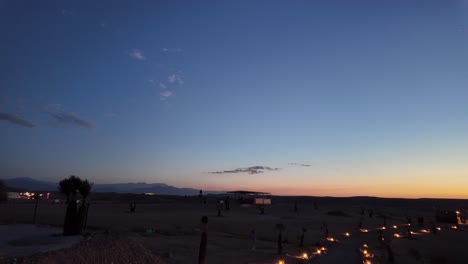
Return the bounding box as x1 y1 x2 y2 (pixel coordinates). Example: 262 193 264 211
1 194 468 264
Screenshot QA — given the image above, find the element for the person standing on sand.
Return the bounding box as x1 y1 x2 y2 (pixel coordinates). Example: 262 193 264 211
250 228 256 251
321 222 328 238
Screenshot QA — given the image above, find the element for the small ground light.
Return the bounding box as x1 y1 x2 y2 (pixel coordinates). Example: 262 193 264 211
302 252 308 259
278 260 285 264
344 232 351 236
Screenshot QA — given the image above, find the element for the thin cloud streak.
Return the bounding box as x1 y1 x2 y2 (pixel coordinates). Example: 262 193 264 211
45 105 95 130
0 110 36 128
288 162 311 167
209 166 280 175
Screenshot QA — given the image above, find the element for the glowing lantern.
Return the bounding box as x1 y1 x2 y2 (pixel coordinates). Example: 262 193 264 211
393 233 401 238
278 260 285 264
326 237 336 242
344 232 351 237
392 225 398 229
302 253 309 259
360 229 369 233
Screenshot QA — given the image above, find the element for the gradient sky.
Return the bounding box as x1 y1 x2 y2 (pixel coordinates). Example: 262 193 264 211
1 0 467 198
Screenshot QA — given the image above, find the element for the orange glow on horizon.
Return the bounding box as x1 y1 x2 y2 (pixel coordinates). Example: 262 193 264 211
199 181 468 199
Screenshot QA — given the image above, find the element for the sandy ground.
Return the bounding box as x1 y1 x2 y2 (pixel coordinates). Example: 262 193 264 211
1 196 468 264
0 224 81 258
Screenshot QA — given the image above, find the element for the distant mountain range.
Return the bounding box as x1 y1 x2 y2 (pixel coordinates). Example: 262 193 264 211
1 177 223 196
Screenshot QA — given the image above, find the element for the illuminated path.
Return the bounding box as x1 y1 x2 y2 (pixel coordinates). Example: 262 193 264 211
313 234 372 264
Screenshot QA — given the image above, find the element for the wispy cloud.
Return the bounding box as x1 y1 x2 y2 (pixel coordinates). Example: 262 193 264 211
168 74 184 85
162 48 182 53
45 104 95 130
129 49 146 60
160 90 173 99
0 110 36 128
159 82 167 89
208 166 280 175
288 162 311 167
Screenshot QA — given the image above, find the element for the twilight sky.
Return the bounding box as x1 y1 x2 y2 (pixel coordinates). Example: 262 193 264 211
1 0 467 198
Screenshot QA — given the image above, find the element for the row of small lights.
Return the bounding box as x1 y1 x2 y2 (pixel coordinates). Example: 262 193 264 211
276 220 462 264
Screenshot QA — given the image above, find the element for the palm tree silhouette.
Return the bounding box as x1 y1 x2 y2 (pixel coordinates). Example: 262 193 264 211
59 175 92 235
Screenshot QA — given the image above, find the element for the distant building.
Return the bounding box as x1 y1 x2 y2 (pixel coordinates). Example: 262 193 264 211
227 190 271 205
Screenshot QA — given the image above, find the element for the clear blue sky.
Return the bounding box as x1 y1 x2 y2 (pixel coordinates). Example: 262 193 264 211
1 0 467 198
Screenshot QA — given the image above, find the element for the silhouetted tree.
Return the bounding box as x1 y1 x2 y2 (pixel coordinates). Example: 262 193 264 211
59 175 92 235
0 180 7 203
198 216 208 264
276 223 286 255
77 179 92 232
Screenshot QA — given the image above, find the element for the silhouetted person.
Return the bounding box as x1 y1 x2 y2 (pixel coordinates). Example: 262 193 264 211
130 202 136 213
294 202 298 213
430 222 438 235
198 216 208 264
217 202 222 217
322 222 328 238
259 205 265 215
299 227 307 247
358 217 363 229
418 216 424 226
407 228 412 239
360 206 365 215
225 196 230 210
368 209 373 218
313 201 318 210
377 229 384 246
250 228 256 251
383 215 387 227
276 223 285 255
